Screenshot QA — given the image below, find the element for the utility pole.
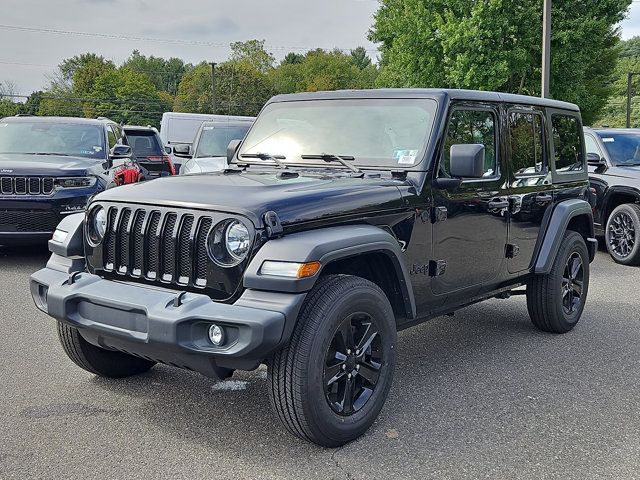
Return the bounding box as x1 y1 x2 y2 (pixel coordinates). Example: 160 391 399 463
209 62 217 114
541 0 552 98
627 72 635 128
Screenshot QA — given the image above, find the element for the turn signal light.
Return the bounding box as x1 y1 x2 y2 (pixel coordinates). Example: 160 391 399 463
260 261 321 278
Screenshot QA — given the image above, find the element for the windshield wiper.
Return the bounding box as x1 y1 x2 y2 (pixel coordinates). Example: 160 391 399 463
301 153 361 174
239 152 288 169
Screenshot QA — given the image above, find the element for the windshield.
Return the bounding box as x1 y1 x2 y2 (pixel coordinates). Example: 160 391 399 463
126 130 164 158
237 98 438 169
195 124 251 158
598 132 640 166
0 121 105 159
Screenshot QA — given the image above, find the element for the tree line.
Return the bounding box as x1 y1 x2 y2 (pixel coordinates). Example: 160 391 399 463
1 0 638 127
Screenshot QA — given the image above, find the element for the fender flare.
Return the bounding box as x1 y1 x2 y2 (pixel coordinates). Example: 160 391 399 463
534 199 595 274
243 224 416 319
602 185 640 219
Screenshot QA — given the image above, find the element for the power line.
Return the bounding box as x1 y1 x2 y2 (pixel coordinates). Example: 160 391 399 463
0 24 379 54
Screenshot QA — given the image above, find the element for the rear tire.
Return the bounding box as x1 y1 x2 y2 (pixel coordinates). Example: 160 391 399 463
268 275 397 447
605 203 640 266
57 322 155 378
527 231 589 333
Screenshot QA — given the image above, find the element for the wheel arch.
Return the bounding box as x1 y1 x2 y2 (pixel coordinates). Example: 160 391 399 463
603 187 640 223
243 224 416 322
534 199 596 274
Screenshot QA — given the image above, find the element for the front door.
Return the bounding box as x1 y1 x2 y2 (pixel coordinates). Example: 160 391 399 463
505 108 553 273
431 105 509 296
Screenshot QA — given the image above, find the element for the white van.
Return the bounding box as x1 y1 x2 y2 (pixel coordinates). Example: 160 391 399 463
160 112 254 169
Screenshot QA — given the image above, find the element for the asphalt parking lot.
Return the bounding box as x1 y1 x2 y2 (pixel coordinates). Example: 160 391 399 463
1 245 639 480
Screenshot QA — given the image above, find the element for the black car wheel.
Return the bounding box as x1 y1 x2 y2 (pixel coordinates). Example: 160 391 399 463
268 275 397 447
527 231 590 333
605 204 640 266
57 323 155 378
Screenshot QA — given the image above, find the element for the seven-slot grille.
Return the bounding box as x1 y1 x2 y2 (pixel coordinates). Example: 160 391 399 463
102 206 213 288
0 176 55 195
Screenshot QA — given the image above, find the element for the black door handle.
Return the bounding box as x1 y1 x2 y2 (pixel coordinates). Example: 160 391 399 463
488 199 509 209
536 193 553 204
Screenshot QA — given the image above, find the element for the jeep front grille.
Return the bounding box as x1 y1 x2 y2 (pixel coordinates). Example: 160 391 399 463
0 176 55 195
102 206 212 288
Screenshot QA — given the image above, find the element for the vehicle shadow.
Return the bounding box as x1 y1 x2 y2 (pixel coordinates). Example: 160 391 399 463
0 243 50 269
87 297 564 455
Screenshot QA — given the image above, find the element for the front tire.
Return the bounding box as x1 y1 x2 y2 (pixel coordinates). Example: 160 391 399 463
527 231 590 333
268 275 397 447
605 203 640 266
57 323 155 378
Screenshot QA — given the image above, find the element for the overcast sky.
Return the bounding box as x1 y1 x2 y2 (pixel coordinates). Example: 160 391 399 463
1 0 639 96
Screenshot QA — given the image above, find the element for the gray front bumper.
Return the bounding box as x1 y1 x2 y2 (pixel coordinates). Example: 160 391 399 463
31 267 306 377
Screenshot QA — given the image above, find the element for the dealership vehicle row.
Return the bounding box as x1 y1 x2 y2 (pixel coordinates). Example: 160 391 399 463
1 89 640 448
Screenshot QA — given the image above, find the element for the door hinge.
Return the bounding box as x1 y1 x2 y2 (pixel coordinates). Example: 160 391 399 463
505 243 520 259
263 210 283 238
428 259 447 277
431 206 448 223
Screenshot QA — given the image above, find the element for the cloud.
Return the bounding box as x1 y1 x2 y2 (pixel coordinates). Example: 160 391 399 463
141 17 240 39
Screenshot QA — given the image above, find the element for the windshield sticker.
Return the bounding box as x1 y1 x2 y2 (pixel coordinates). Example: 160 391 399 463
394 149 418 165
203 126 215 130
602 138 615 143
93 146 103 152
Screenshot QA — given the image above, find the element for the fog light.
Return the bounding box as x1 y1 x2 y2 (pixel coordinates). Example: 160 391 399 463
208 324 225 346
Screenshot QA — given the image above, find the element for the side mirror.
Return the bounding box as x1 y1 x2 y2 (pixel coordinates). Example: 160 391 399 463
587 152 605 166
450 144 485 178
164 146 172 155
173 144 192 158
227 139 241 163
110 145 132 159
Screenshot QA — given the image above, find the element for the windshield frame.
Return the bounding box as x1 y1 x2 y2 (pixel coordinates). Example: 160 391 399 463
0 120 107 160
596 131 640 166
235 97 439 171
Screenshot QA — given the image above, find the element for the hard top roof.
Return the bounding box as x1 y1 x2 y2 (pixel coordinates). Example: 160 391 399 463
585 127 640 134
1 115 116 125
269 88 579 111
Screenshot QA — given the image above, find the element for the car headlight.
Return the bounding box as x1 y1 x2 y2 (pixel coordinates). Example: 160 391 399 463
207 219 251 266
56 177 97 188
87 206 107 246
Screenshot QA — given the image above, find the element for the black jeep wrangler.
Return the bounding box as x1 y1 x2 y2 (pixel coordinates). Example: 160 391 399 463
31 89 596 447
585 127 640 265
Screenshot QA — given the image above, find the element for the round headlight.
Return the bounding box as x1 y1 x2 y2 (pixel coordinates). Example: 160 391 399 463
225 221 250 261
207 219 252 266
87 206 107 246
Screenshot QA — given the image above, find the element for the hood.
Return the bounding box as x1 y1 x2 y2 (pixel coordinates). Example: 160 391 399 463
0 153 103 176
94 170 407 227
605 165 640 179
185 156 227 174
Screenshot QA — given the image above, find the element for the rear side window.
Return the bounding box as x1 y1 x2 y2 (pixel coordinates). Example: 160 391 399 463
551 114 584 173
107 127 117 150
509 112 545 176
442 109 497 178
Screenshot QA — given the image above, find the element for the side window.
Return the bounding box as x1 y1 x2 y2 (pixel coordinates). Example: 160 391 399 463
584 134 602 157
509 112 545 176
551 114 584 172
442 109 497 178
106 127 117 150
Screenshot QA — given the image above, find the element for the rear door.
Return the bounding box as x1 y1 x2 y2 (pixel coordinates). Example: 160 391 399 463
505 107 553 273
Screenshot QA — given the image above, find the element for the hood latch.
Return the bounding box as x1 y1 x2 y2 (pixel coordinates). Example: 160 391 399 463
263 211 283 238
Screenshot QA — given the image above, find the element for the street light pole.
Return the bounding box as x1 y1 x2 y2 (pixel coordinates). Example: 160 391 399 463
541 0 552 98
210 62 217 114
627 72 634 128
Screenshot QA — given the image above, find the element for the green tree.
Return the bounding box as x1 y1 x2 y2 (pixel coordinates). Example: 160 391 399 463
123 50 191 96
370 0 630 123
594 56 640 127
282 52 305 65
350 46 373 70
620 36 640 58
175 61 275 116
230 39 275 73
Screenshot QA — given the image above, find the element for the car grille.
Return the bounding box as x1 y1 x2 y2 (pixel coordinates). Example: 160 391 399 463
0 176 55 196
102 206 213 288
0 210 61 232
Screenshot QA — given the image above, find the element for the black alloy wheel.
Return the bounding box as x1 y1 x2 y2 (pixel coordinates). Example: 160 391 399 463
608 210 636 258
561 252 584 316
324 312 383 415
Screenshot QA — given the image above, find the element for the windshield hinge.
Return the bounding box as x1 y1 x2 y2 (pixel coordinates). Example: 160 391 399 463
431 206 448 223
263 211 283 238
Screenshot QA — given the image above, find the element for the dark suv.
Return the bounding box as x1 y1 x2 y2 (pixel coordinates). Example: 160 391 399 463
31 90 596 446
0 116 131 244
122 125 175 179
585 127 640 265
